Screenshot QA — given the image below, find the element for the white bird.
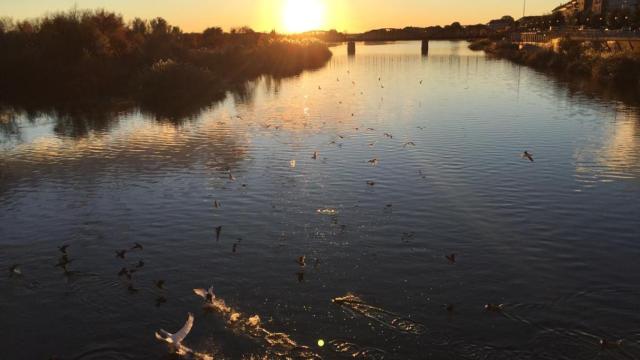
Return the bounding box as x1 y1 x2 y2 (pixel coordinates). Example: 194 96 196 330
193 286 215 304
155 313 194 352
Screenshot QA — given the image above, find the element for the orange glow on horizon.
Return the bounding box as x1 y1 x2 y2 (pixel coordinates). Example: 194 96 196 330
1 0 564 33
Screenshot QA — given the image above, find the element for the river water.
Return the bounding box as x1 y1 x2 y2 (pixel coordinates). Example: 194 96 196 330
1 41 640 360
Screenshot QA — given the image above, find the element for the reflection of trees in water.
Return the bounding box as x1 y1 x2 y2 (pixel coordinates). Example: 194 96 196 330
0 77 266 141
0 100 253 194
1 101 132 140
0 110 20 141
558 74 640 110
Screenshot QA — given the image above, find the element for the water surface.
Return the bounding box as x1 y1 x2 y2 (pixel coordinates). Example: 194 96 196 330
1 41 640 360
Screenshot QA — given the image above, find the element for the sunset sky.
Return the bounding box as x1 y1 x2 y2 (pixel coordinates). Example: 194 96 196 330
1 0 563 33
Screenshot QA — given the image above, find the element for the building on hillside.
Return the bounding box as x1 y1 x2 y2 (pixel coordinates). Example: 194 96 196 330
553 0 588 18
553 0 637 17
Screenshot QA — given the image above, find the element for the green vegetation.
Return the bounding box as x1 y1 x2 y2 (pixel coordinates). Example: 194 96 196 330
0 9 332 117
469 38 640 90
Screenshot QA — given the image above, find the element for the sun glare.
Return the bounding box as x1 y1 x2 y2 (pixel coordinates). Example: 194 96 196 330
282 0 326 33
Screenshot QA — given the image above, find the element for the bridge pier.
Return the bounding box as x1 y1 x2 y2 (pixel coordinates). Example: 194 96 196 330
421 40 429 55
348 41 356 55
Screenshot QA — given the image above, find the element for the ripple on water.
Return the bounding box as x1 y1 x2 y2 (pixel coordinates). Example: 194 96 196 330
328 339 386 360
332 293 426 335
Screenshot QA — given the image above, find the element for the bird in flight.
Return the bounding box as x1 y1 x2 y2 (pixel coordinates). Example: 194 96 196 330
522 151 534 162
297 256 306 267
155 313 195 353
484 304 504 312
9 264 21 277
193 286 215 304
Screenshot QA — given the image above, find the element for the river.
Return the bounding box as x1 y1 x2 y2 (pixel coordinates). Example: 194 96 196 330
1 41 640 360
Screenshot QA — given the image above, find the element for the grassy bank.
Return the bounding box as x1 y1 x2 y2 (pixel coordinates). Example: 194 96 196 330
469 38 640 90
0 9 332 118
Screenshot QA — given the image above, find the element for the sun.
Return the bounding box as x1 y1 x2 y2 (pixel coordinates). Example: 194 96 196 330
282 0 326 33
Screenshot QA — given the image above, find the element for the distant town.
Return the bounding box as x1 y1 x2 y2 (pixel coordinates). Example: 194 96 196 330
301 0 640 42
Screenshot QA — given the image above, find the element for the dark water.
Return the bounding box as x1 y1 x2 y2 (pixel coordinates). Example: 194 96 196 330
1 41 640 360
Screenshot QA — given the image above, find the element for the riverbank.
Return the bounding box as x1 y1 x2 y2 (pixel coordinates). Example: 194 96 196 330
469 38 640 90
0 10 332 118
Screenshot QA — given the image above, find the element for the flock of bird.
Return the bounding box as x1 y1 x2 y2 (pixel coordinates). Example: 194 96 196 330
9 68 622 360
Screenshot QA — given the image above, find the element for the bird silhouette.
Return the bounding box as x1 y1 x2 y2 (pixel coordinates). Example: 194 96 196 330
9 264 21 277
228 171 236 181
118 267 135 280
58 245 70 254
446 254 457 263
384 133 393 139
367 181 376 186
131 243 143 251
403 142 416 147
232 243 237 253
368 158 379 166
135 260 145 268
297 256 306 267
215 226 222 241
55 255 73 268
522 151 534 162
312 151 319 160
214 200 221 208
600 339 623 349
484 304 504 312
115 250 127 259
155 280 166 289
